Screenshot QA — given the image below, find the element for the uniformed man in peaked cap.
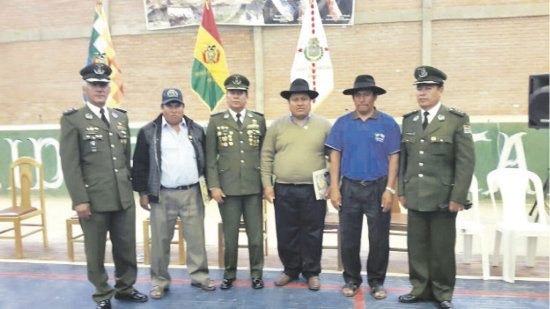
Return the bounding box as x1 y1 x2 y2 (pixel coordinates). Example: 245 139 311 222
60 63 148 309
397 66 475 309
205 74 267 290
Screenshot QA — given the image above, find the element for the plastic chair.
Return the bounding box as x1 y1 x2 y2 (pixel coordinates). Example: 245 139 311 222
0 157 48 258
487 168 550 283
456 175 490 280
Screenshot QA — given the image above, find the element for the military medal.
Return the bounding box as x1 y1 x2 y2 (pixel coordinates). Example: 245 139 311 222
90 140 97 152
431 136 437 142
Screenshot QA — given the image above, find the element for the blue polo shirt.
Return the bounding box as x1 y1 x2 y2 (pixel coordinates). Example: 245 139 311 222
325 110 400 181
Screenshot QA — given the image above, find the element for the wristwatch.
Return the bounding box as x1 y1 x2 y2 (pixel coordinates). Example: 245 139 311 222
385 186 395 195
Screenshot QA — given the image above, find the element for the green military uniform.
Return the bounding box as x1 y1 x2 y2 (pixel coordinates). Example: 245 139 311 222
60 63 138 304
205 108 267 279
398 66 475 304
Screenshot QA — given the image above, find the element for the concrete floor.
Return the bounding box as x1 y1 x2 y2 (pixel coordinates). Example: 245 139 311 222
0 195 548 281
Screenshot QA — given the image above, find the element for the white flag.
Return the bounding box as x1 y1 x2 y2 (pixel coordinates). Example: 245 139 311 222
290 0 334 110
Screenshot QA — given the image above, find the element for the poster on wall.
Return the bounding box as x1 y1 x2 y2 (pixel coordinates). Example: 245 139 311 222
143 0 354 30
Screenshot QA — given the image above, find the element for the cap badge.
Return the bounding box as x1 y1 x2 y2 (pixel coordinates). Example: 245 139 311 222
93 65 105 75
233 76 242 85
167 89 179 98
418 67 428 78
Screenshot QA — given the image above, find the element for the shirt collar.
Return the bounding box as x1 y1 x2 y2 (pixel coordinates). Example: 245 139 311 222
352 108 380 120
422 102 442 115
161 115 185 128
228 108 247 122
290 112 312 127
86 101 108 120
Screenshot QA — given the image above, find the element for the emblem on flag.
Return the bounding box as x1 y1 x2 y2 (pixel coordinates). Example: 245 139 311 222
202 45 221 64
304 38 323 61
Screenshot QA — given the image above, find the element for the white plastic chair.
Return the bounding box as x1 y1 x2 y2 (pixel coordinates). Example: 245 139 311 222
487 168 550 283
456 175 490 280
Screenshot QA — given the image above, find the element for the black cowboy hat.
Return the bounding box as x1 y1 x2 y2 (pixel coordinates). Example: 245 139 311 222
280 78 319 100
343 75 386 95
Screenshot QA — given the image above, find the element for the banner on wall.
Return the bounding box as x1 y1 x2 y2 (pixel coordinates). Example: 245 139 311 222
143 0 354 30
290 0 333 110
86 0 124 108
0 122 547 197
191 0 230 111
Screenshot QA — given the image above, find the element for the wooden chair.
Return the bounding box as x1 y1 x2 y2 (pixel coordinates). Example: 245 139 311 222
323 202 342 270
143 217 186 265
389 188 408 252
66 216 84 261
218 201 269 268
0 157 48 258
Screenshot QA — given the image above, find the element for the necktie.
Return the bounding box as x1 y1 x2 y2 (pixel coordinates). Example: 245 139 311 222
236 113 242 127
100 108 110 128
422 111 429 130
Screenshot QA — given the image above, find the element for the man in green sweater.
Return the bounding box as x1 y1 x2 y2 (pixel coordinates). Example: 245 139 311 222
261 78 332 291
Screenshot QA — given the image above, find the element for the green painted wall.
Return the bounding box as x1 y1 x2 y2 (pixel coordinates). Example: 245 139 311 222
0 123 547 198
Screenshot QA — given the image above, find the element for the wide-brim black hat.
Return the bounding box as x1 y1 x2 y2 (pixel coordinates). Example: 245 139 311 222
343 75 386 95
280 78 319 100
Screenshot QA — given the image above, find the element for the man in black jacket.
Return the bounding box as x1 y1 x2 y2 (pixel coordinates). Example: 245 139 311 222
132 88 214 299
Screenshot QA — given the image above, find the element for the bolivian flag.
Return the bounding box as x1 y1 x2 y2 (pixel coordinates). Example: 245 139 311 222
191 0 229 112
86 0 124 108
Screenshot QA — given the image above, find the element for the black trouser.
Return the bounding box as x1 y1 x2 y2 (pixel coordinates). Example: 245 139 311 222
274 183 326 279
339 176 390 287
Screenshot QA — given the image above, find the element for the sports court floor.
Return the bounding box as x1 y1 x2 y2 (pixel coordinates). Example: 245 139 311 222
0 261 547 309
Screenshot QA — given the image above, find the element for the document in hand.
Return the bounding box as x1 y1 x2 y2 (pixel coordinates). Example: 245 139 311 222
312 168 330 200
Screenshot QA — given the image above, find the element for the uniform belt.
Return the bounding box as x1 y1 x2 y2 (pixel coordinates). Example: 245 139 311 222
161 183 199 190
343 176 387 187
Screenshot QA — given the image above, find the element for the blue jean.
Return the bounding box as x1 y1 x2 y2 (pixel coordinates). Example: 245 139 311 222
339 176 390 287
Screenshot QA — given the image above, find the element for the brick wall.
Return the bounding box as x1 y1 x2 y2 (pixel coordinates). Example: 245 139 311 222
0 0 548 124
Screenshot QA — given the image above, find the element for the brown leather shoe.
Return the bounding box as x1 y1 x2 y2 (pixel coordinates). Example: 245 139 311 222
342 282 359 297
307 276 321 291
274 273 294 286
